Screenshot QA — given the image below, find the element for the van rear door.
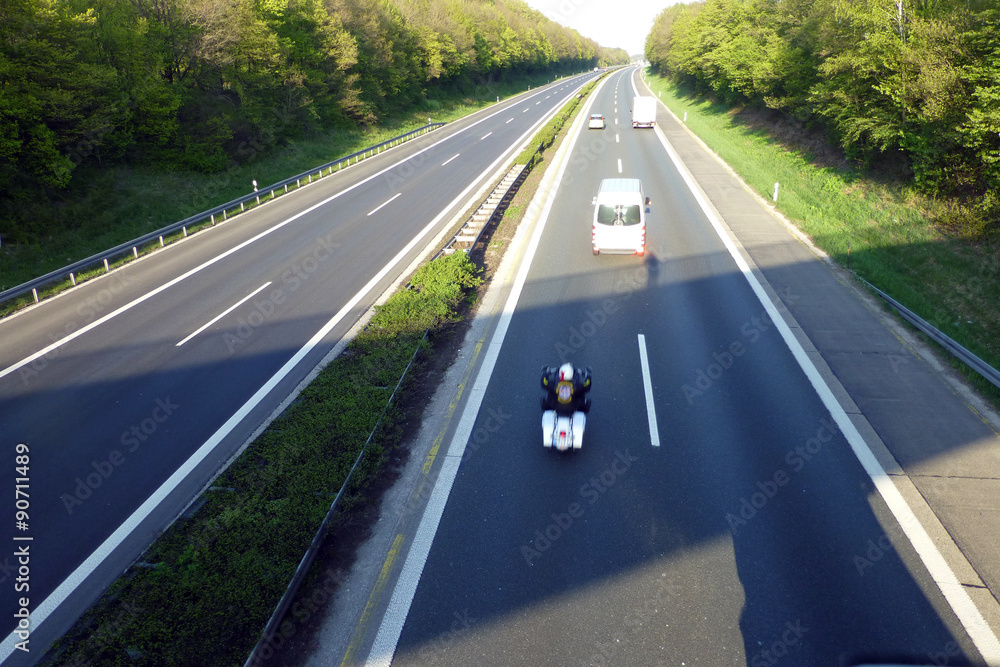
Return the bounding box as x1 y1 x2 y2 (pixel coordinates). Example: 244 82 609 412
592 202 645 255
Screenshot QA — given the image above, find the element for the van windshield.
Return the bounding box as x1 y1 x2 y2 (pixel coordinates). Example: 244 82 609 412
596 204 641 226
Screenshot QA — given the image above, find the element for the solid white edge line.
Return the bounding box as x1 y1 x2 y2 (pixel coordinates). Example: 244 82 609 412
637 334 661 447
176 282 271 347
0 80 583 663
365 75 608 667
367 192 403 217
650 100 1000 663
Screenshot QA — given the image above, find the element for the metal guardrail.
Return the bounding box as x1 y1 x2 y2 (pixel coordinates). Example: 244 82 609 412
439 164 527 259
0 122 446 311
858 276 1000 391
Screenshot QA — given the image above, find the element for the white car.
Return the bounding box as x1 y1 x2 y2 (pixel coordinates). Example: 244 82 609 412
588 114 606 130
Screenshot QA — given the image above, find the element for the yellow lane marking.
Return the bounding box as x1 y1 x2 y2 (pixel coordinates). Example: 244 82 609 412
340 533 405 667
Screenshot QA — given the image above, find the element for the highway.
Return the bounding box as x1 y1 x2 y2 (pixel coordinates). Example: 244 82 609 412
0 71 601 664
342 68 996 666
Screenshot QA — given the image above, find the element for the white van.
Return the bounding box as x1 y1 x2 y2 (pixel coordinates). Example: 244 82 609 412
591 178 650 255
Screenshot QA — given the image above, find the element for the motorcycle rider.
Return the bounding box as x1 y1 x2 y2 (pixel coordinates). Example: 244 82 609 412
541 362 592 415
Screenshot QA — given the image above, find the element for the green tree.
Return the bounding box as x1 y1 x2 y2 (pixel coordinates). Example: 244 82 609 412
0 0 123 191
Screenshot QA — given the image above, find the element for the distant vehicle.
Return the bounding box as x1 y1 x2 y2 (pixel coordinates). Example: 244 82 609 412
594 67 599 72
591 178 650 256
588 114 606 130
632 96 656 128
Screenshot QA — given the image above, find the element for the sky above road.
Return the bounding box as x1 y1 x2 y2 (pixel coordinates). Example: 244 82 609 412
521 0 681 56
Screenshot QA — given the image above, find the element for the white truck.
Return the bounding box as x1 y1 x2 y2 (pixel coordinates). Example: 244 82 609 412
632 96 656 128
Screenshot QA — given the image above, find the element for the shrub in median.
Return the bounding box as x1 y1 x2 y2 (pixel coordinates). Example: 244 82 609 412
371 251 482 333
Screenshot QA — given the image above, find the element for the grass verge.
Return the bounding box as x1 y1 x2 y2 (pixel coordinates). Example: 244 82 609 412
642 72 1000 389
